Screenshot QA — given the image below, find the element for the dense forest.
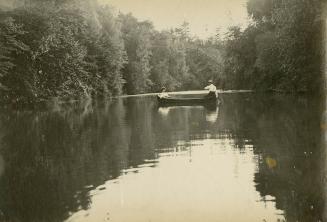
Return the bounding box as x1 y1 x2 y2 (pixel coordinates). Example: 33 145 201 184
0 0 325 104
224 0 325 92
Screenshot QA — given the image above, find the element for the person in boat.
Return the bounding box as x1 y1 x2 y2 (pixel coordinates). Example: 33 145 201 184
204 80 217 99
158 87 170 99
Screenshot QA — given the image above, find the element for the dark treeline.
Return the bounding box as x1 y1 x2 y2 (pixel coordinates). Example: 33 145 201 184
0 0 223 104
0 0 324 104
224 0 325 92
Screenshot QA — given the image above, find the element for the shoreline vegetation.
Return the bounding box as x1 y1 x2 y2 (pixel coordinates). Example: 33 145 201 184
0 89 315 110
0 0 324 107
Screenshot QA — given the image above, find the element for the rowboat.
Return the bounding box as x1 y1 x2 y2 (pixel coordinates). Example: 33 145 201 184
157 96 217 106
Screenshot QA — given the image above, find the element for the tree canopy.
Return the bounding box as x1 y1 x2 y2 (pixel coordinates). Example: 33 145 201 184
224 0 324 93
0 0 324 105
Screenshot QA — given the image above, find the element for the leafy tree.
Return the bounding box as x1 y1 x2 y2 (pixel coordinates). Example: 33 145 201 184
119 14 153 94
223 25 260 89
185 39 224 89
0 17 29 91
0 1 127 103
0 15 32 102
223 0 323 93
87 6 126 97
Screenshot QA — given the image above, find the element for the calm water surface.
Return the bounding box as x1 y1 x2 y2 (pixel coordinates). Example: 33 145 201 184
0 93 325 222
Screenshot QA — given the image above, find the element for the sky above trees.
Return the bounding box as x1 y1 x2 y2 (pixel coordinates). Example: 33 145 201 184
99 0 249 39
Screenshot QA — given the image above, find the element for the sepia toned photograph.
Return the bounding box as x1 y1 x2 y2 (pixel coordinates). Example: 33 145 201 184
0 0 326 221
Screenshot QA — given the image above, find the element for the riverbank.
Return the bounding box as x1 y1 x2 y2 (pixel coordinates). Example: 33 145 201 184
2 88 324 110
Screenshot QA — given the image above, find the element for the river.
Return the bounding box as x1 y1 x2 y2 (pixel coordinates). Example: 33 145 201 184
0 93 325 222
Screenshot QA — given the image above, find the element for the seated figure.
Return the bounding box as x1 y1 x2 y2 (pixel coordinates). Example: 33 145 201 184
204 80 217 99
158 87 170 98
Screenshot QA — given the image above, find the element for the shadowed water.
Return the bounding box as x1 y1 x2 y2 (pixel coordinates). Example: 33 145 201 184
0 93 325 222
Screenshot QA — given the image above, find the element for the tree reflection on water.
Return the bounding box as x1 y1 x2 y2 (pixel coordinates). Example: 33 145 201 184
0 93 324 222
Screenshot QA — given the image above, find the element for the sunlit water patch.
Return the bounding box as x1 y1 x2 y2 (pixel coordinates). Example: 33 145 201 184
66 138 284 222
